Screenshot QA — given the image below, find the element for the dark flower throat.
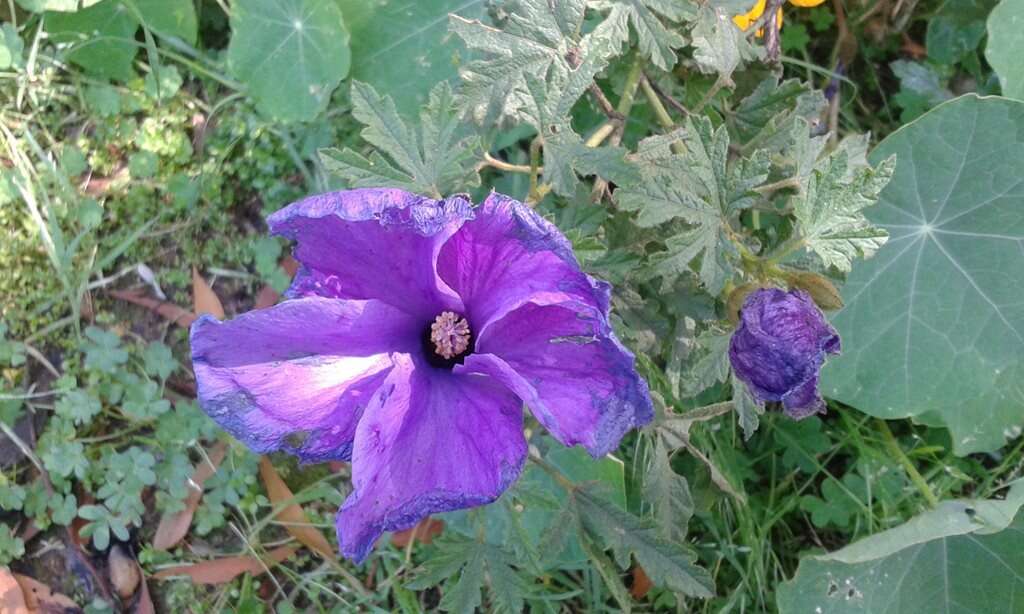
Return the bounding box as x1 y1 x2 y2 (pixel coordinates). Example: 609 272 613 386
423 311 474 369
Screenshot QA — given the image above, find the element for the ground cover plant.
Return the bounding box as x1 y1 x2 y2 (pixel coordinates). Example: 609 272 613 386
0 0 1022 612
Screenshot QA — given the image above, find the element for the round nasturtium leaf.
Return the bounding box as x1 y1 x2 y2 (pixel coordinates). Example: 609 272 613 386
777 486 1024 613
823 95 1024 455
336 0 486 116
986 0 1024 100
15 0 103 12
46 0 138 81
227 0 351 122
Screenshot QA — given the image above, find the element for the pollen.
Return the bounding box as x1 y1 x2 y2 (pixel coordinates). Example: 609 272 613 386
430 311 471 360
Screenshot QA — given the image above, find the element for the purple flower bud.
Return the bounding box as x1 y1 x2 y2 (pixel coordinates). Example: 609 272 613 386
729 288 840 420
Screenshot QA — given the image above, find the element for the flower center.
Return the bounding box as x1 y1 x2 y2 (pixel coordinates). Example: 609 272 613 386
428 311 472 362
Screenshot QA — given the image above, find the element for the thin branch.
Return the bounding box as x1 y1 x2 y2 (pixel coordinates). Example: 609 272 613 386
589 83 624 121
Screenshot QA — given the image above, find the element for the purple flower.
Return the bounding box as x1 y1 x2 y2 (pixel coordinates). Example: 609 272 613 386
189 188 653 562
729 288 840 419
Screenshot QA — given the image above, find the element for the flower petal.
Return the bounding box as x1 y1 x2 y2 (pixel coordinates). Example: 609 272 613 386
437 192 609 333
460 301 653 458
190 297 419 462
268 188 472 319
336 354 526 563
781 377 825 420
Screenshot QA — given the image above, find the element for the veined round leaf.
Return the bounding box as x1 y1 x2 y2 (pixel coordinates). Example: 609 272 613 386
15 0 103 11
823 95 1024 455
986 0 1024 100
46 0 138 81
777 484 1024 613
133 0 197 46
336 0 485 116
227 0 351 122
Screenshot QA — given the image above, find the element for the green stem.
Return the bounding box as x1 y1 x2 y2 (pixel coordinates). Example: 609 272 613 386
527 136 544 203
615 54 645 122
529 453 576 492
765 237 806 265
641 76 674 130
876 419 939 508
693 75 730 115
754 176 801 195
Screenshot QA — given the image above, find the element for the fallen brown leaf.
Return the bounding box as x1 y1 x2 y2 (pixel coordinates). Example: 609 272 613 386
630 565 653 599
131 561 155 614
253 256 301 310
110 289 196 328
259 457 337 562
14 574 78 611
0 568 28 612
152 545 297 585
109 544 140 599
152 441 228 550
191 267 225 319
391 517 444 548
253 286 279 310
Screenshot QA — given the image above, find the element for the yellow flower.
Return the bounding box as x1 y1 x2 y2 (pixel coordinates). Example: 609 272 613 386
733 0 826 33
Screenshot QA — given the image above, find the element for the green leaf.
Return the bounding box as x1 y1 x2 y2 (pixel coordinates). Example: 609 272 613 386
730 76 825 152
131 0 197 45
42 440 89 480
732 372 763 440
691 6 759 79
618 117 769 293
823 95 1024 455
46 0 138 81
120 374 171 420
83 84 122 117
578 530 633 613
15 0 103 12
55 390 102 426
0 524 24 565
927 0 995 65
589 0 693 70
337 0 485 115
449 0 589 122
890 60 953 122
677 326 731 397
0 23 25 70
986 0 1024 100
777 483 1024 613
82 326 128 373
227 0 350 122
142 341 177 380
521 58 637 196
791 148 895 272
320 81 480 198
772 415 830 473
644 436 694 542
408 535 527 614
482 546 529 614
574 487 714 597
0 478 26 511
799 476 863 529
546 443 627 509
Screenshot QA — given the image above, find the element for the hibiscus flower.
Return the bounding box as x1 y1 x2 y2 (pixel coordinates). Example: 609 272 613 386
190 188 653 562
